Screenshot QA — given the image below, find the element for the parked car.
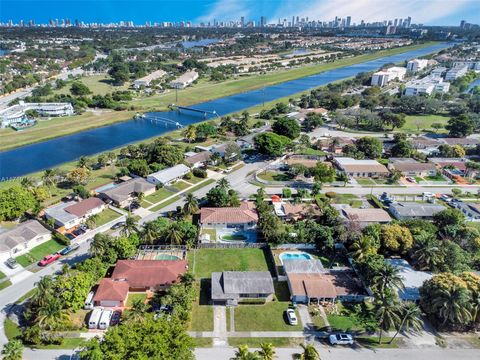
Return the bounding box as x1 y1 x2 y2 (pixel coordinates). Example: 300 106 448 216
5 257 18 269
406 177 416 183
110 311 121 326
286 308 298 325
38 253 61 266
111 221 125 230
59 243 80 256
329 333 354 345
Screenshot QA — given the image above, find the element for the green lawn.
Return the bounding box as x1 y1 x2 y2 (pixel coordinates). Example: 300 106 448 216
171 180 191 191
94 208 121 226
15 239 65 267
228 337 304 348
189 282 213 332
401 114 450 134
192 338 213 347
186 175 206 184
126 292 148 307
0 280 12 291
298 148 326 156
220 234 247 241
0 270 6 280
4 318 22 340
356 178 376 186
258 171 293 182
200 228 217 242
36 337 90 349
234 300 303 331
53 74 131 96
189 248 270 279
144 188 175 205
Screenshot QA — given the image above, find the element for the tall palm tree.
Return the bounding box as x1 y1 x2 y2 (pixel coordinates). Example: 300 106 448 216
217 177 230 190
372 263 405 295
374 292 401 344
142 221 161 244
390 302 423 343
21 177 35 190
412 234 444 271
183 193 199 215
337 172 348 187
36 297 69 330
31 276 54 307
349 235 377 261
231 345 260 360
77 156 92 169
184 125 197 143
165 223 183 245
126 298 148 322
258 343 276 360
121 215 139 236
42 168 59 188
297 344 319 360
137 192 145 203
431 284 472 327
1 339 24 360
89 233 111 258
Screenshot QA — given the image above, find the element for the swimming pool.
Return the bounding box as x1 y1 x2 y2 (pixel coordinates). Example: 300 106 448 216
155 254 181 260
279 251 313 264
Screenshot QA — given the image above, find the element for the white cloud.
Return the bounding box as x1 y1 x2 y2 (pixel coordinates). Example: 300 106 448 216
196 0 251 23
272 0 478 25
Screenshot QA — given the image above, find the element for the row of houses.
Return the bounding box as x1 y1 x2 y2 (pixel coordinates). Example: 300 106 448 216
132 70 199 90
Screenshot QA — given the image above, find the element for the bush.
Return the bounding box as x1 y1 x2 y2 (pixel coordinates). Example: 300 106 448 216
192 168 207 178
325 191 337 198
183 172 192 180
54 232 71 246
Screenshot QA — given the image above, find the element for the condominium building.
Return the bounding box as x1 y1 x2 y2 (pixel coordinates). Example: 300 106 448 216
444 65 469 81
170 70 199 89
0 101 74 127
404 75 450 96
406 59 428 73
132 69 167 89
371 66 406 87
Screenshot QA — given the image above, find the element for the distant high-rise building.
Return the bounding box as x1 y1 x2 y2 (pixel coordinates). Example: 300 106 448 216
240 16 244 27
394 18 398 27
260 16 266 27
406 16 412 28
460 20 466 29
292 16 295 26
346 16 351 27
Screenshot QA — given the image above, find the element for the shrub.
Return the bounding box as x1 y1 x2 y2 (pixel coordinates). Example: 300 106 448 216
183 172 192 180
192 168 207 178
54 232 71 246
325 191 337 198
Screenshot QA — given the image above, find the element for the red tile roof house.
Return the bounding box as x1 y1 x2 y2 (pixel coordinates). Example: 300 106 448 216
199 201 258 231
93 260 188 307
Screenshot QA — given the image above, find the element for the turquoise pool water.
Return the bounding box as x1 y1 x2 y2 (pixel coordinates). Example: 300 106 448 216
280 252 313 263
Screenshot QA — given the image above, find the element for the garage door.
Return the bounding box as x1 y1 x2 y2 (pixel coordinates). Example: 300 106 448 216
100 300 119 307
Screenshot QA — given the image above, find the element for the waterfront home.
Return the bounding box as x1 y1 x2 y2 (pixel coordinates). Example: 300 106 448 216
98 178 156 208
0 101 74 127
0 220 51 259
146 164 190 186
185 151 211 168
45 197 105 230
211 271 274 305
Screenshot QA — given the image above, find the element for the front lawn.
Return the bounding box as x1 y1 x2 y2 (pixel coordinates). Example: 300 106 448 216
15 239 65 267
94 208 121 227
171 180 191 191
36 337 90 349
4 318 21 340
189 248 270 279
126 293 148 307
192 338 213 347
189 281 213 332
0 280 12 291
234 300 303 331
258 171 293 182
145 188 175 204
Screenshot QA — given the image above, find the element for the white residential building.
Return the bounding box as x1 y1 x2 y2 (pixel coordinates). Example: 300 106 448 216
146 164 190 186
453 61 480 71
406 59 428 73
371 66 407 87
404 75 450 96
0 220 51 259
170 70 199 89
132 69 166 89
0 101 74 127
444 65 469 81
45 197 106 230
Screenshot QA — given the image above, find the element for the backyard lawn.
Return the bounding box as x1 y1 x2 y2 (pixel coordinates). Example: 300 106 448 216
189 248 270 279
126 293 148 307
94 208 121 226
15 239 65 267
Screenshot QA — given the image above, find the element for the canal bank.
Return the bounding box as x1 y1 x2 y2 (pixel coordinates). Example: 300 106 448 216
0 42 450 179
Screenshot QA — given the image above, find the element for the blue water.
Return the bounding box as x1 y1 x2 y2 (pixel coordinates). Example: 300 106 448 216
0 43 450 179
181 38 220 48
280 252 313 261
465 78 480 94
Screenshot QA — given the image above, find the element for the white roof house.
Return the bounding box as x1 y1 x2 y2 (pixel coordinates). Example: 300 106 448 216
146 164 190 185
133 70 166 89
0 220 52 258
386 259 432 301
0 101 74 127
170 70 199 89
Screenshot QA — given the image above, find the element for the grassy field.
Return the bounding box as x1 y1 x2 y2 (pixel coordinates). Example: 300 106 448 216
228 337 304 348
189 282 213 332
94 208 121 226
189 248 270 279
126 292 148 307
400 114 450 134
0 43 436 151
54 74 131 96
15 239 65 267
4 318 22 340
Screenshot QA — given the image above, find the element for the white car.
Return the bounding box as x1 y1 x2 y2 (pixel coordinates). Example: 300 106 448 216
329 333 354 345
286 309 298 325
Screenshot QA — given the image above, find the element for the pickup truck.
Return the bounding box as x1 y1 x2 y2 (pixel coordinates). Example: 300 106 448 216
38 253 61 266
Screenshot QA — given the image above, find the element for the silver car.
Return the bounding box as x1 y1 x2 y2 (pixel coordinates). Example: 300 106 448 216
329 333 354 345
286 309 298 325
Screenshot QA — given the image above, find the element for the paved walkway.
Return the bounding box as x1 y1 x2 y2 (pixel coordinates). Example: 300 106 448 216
297 305 314 332
213 305 227 347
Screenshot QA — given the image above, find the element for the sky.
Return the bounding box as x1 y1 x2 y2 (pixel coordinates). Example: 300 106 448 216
1 0 479 26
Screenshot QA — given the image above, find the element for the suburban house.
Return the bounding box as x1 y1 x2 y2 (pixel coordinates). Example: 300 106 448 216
93 259 188 307
0 220 51 259
98 178 156 207
200 201 258 230
211 271 275 305
133 70 166 89
389 202 445 220
272 199 321 221
340 208 392 227
386 259 432 301
388 158 437 177
409 137 441 155
284 155 325 168
185 151 211 168
146 164 190 186
170 70 198 89
318 137 354 154
429 158 468 182
334 157 390 178
45 197 106 230
440 137 479 148
452 201 480 221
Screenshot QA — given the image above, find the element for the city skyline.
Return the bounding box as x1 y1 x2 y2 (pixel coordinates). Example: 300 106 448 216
1 0 479 26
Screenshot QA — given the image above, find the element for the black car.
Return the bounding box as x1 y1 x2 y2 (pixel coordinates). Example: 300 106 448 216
5 258 18 269
58 243 80 256
111 221 125 230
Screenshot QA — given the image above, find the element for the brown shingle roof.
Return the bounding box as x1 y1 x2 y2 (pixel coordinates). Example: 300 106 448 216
200 201 258 225
341 164 389 173
93 278 129 303
392 162 436 172
342 208 392 223
288 271 366 298
111 260 187 288
64 197 105 217
185 151 211 165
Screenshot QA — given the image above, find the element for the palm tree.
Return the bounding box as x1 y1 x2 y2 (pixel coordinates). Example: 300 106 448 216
297 344 319 360
256 187 266 201
21 177 35 190
337 172 348 187
77 156 92 169
431 284 472 327
210 152 222 165
36 297 69 330
390 302 423 343
183 193 199 215
374 292 401 344
31 276 53 307
165 223 183 245
349 235 377 261
42 168 59 188
86 214 99 229
89 233 111 258
126 298 148 322
137 192 145 203
231 345 260 360
1 339 24 360
217 178 230 190
372 263 405 295
258 343 276 360
184 125 197 143
121 215 139 236
412 234 444 271
142 221 162 244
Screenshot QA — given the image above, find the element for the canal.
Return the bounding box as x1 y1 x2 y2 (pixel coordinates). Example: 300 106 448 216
0 43 450 178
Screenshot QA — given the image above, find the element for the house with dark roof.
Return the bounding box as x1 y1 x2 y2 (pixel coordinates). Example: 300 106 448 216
340 208 392 227
185 151 211 168
389 202 445 220
0 220 51 258
45 197 105 230
98 178 156 207
388 159 437 177
200 201 258 231
211 271 274 305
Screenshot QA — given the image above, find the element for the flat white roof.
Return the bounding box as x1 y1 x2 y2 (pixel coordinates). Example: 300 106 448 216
148 164 190 183
386 259 432 300
335 157 382 166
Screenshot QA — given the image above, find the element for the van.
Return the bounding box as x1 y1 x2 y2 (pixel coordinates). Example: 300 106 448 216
88 308 103 329
84 291 95 310
98 310 113 330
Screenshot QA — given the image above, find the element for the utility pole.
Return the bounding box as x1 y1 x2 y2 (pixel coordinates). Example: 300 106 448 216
175 87 178 103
